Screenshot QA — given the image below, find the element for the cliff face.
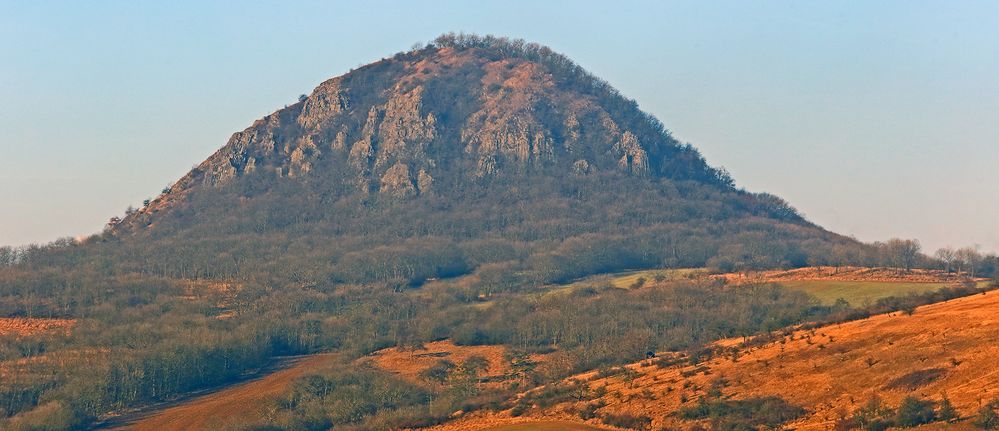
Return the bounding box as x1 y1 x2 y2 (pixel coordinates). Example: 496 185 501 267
130 38 736 225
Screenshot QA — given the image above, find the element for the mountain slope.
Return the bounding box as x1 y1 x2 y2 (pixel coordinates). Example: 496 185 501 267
85 34 861 288
135 34 733 211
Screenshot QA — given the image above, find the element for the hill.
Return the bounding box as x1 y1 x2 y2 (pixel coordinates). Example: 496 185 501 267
0 34 898 430
49 33 863 291
429 288 999 430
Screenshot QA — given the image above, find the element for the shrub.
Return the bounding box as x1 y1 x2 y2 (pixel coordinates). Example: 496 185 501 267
937 397 958 422
851 396 895 431
577 401 605 420
975 399 999 429
601 412 652 430
679 396 805 430
894 396 937 427
419 359 456 384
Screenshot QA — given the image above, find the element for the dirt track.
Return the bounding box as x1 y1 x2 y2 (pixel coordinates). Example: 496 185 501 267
98 353 338 431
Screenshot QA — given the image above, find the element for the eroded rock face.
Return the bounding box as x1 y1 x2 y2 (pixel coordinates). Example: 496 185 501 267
379 163 417 198
461 61 558 176
298 78 348 129
416 169 434 194
373 86 437 169
197 116 279 186
349 108 381 171
612 131 649 175
136 43 723 222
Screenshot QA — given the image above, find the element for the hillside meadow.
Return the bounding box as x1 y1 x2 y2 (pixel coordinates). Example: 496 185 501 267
425 288 999 431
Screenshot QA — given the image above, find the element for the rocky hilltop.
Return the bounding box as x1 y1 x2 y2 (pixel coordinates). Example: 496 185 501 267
102 34 858 285
131 34 734 223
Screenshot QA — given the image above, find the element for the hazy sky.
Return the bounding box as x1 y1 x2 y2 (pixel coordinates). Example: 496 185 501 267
2 1 997 253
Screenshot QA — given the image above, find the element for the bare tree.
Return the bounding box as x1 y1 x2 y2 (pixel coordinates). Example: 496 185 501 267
934 247 957 273
0 246 13 267
956 246 983 278
885 238 922 272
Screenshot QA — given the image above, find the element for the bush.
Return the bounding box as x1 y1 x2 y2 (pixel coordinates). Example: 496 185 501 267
601 412 652 430
679 396 805 430
851 396 894 431
975 399 999 429
937 397 958 422
895 396 937 427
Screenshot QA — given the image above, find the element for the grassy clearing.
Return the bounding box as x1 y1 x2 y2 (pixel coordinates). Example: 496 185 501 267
479 422 609 431
775 280 949 306
543 268 706 298
604 268 705 289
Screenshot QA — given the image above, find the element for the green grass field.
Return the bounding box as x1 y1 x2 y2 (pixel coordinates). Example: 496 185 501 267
543 268 707 298
776 280 949 306
479 422 608 431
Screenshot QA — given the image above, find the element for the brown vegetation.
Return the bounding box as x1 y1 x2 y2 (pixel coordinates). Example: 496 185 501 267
366 340 512 386
423 290 999 430
0 318 74 337
103 353 338 431
714 265 981 285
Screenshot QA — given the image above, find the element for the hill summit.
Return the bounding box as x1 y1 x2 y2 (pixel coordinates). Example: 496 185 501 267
144 34 733 208
105 34 857 286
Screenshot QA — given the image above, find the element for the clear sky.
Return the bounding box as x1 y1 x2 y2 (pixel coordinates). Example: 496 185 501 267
2 1 997 253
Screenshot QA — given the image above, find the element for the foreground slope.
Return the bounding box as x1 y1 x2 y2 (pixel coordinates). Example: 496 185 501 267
101 354 338 431
429 289 999 430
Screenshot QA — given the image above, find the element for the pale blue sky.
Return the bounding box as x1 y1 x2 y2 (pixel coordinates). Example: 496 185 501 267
2 1 997 253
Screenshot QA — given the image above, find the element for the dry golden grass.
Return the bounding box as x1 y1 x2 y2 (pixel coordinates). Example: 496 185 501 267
424 290 999 430
366 340 512 386
0 317 75 337
715 265 980 284
477 421 611 431
105 353 339 431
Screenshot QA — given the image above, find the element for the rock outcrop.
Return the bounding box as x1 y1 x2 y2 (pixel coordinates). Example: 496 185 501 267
125 36 732 227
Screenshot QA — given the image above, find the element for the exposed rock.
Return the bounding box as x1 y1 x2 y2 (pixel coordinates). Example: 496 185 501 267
475 155 498 177
126 40 734 229
244 157 256 174
349 107 382 171
333 129 348 151
373 86 437 168
416 169 434 194
298 78 348 128
349 138 373 171
613 131 649 175
379 163 417 198
201 124 276 186
564 114 580 151
461 61 557 176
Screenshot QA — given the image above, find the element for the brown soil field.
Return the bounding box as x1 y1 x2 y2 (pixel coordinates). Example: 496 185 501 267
366 340 512 386
423 290 999 430
714 265 980 285
0 317 75 337
102 353 339 431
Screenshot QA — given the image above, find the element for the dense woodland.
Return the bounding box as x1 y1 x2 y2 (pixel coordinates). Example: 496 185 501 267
1 35 997 430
